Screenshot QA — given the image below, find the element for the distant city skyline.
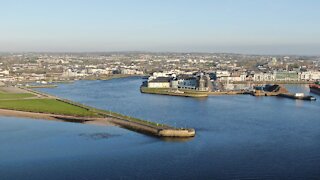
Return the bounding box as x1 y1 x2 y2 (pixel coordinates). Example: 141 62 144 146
1 0 320 55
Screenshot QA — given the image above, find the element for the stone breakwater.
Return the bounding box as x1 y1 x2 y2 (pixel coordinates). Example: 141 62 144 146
106 115 196 138
10 87 196 138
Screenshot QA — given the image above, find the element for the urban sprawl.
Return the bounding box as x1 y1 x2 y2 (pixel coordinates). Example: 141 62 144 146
0 52 319 91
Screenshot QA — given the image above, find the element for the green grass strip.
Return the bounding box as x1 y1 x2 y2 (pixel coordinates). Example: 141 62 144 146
0 92 35 100
0 99 100 117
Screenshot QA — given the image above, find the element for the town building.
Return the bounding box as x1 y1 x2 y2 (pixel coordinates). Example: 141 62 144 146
300 71 320 81
254 72 275 81
274 71 299 81
147 77 171 88
147 72 211 91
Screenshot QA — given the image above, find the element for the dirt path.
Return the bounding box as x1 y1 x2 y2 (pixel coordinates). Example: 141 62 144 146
0 109 114 126
0 86 31 94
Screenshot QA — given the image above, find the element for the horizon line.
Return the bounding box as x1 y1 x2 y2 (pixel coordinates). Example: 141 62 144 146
0 51 319 57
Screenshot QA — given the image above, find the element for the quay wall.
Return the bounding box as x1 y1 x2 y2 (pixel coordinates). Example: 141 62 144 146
140 87 208 98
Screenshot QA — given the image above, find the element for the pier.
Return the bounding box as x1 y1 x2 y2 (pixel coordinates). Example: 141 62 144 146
57 98 196 138
16 87 196 138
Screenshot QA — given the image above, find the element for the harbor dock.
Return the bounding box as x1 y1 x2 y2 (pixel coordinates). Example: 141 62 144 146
141 82 317 102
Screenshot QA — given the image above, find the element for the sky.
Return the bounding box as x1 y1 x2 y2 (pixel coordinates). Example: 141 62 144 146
0 0 320 55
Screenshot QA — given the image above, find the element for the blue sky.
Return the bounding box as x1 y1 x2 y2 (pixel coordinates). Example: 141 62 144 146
1 0 320 55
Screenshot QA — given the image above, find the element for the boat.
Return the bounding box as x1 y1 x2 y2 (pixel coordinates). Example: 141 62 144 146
309 81 320 95
278 93 316 101
142 75 150 79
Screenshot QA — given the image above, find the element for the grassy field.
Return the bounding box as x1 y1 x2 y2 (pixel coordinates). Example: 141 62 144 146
0 87 168 127
0 92 35 100
0 99 101 117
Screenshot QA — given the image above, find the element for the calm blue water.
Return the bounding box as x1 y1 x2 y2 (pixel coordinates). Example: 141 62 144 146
1 77 320 179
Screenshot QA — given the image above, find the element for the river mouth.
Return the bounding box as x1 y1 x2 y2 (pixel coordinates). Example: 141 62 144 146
1 77 320 179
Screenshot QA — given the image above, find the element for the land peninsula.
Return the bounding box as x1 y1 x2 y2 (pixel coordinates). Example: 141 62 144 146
0 86 195 138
